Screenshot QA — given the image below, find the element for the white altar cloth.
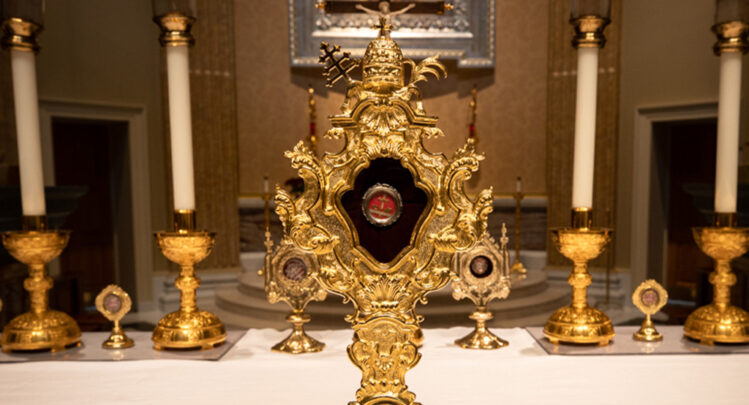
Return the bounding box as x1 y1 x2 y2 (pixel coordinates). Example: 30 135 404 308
0 326 747 405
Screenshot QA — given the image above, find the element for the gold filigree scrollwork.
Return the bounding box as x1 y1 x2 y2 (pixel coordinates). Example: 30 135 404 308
278 21 491 404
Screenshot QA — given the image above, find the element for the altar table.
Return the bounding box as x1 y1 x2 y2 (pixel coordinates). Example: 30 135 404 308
0 326 747 404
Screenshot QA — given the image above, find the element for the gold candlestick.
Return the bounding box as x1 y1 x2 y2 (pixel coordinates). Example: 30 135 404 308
684 213 749 345
152 210 226 350
1 216 81 352
96 284 134 349
544 208 615 345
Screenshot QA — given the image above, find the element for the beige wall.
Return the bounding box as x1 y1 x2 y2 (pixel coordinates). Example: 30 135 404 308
36 0 168 303
235 0 549 196
616 0 744 274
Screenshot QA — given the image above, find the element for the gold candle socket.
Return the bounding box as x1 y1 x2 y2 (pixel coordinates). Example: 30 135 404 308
511 190 527 278
571 15 609 49
683 213 749 345
152 210 226 350
154 12 195 47
1 17 42 52
1 216 81 352
543 208 615 345
712 20 749 55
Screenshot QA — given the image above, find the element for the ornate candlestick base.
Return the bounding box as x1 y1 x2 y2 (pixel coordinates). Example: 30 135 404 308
152 211 226 350
272 311 325 354
684 225 749 345
1 219 81 352
544 213 614 345
456 309 508 350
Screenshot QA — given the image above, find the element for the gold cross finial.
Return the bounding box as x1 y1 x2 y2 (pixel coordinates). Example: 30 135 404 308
319 42 358 87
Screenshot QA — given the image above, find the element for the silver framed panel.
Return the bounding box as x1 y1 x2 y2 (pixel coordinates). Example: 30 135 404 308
288 0 495 68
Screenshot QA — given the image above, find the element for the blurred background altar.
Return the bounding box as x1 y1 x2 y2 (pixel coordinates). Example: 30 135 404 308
0 0 747 331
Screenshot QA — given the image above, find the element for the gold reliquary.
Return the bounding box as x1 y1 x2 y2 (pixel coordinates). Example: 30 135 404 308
275 9 492 404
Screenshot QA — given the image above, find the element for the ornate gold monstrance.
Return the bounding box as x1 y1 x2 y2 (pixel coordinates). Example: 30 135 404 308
275 7 492 404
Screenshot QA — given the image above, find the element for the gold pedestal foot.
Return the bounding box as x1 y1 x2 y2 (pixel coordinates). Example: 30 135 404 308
152 309 226 350
633 317 663 342
1 310 81 352
102 326 135 349
1 226 81 353
456 310 508 350
544 224 614 346
684 304 749 344
684 226 749 345
272 312 325 354
543 305 614 345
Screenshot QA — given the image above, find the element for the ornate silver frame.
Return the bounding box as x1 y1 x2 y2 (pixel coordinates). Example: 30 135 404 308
288 0 495 68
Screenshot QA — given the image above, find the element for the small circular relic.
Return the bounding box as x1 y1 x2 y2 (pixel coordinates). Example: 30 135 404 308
632 279 668 315
362 183 402 227
469 255 493 278
283 258 308 282
103 293 123 313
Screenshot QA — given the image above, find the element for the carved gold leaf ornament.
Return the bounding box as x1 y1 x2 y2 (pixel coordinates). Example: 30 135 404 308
276 14 491 404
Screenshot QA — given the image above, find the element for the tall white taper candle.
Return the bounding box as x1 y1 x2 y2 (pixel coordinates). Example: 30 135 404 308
10 49 46 216
571 47 600 209
714 52 743 213
165 45 196 211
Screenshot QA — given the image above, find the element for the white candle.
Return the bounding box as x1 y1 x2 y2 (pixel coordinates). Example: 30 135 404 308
10 49 46 216
714 52 743 213
263 176 269 194
516 176 522 193
571 47 600 209
165 45 196 211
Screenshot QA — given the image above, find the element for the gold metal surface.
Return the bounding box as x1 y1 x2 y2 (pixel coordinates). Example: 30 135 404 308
152 212 226 350
571 206 593 230
174 209 196 233
260 231 327 354
277 10 491 403
153 12 195 47
1 18 42 52
684 226 749 345
544 212 614 345
712 20 749 55
95 285 134 349
308 85 319 156
714 212 738 228
1 227 81 352
452 225 512 349
570 15 609 49
632 279 667 342
512 184 527 279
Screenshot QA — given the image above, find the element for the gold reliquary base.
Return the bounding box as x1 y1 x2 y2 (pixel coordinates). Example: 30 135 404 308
455 310 508 350
102 325 135 349
272 312 325 354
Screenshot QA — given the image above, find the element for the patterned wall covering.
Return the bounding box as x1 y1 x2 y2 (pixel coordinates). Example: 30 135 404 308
545 0 620 268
